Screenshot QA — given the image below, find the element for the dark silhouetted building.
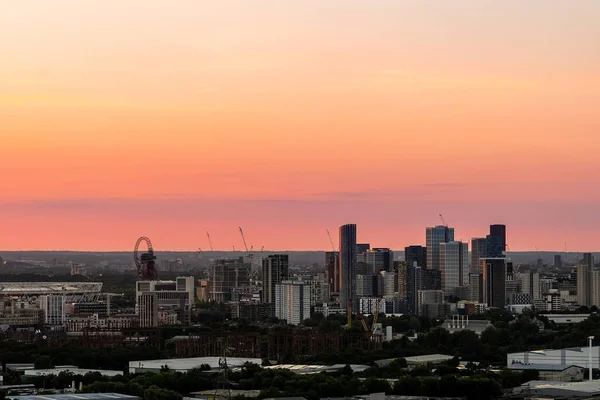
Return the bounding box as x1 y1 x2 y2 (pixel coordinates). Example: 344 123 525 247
340 224 357 312
422 268 442 290
426 225 454 271
405 245 427 268
325 251 339 293
471 238 487 272
406 264 422 315
489 224 506 251
554 254 563 268
262 254 289 303
366 248 394 272
482 258 506 309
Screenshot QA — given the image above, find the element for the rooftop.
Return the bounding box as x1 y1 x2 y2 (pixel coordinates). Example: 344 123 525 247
8 394 137 400
264 364 369 374
404 354 454 364
23 368 123 377
128 357 262 372
513 380 600 398
508 363 581 371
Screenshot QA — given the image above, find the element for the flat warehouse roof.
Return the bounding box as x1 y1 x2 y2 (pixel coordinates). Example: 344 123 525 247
8 394 138 400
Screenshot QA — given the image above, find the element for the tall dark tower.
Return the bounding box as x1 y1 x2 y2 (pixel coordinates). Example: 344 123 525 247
489 224 506 250
339 224 357 313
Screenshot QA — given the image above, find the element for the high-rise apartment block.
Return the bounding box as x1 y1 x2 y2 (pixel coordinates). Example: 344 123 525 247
340 224 357 312
209 258 251 303
40 295 65 326
405 245 427 268
275 281 311 325
325 251 340 293
262 254 289 303
426 226 454 271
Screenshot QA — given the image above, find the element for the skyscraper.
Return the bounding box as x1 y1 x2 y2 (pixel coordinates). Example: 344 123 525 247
405 245 427 268
406 264 422 315
262 254 289 303
481 258 506 309
340 224 357 312
487 224 506 258
489 224 507 250
439 241 469 294
426 225 454 271
471 238 487 273
325 251 340 293
577 253 595 307
366 248 394 272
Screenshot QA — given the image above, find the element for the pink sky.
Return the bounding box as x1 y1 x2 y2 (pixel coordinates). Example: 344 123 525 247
1 1 599 251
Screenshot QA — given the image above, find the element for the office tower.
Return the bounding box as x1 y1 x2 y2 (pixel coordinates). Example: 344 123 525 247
482 258 506 309
577 253 595 307
381 271 397 298
519 271 541 300
275 281 311 325
405 245 427 268
366 248 394 272
357 243 371 255
469 273 483 303
554 255 563 268
407 264 422 315
339 224 358 312
471 238 487 273
426 225 454 270
356 244 370 263
356 275 372 297
417 290 445 316
210 258 251 303
262 254 289 303
396 261 407 299
356 262 373 275
422 269 442 290
325 251 339 293
489 224 506 250
40 295 65 326
138 292 158 327
439 241 469 293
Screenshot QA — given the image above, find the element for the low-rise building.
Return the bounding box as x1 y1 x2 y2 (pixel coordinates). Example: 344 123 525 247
508 363 584 382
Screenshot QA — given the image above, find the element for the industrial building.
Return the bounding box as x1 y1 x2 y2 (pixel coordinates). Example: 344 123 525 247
512 380 600 399
128 357 262 374
507 363 584 382
508 346 600 370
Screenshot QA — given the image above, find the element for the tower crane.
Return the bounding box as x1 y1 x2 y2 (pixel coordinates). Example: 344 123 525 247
326 229 336 251
439 214 447 227
206 232 214 251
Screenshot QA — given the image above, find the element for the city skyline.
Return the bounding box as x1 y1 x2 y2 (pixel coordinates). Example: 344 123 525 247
2 1 599 251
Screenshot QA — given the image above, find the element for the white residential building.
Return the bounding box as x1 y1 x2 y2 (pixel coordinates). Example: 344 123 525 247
275 281 311 325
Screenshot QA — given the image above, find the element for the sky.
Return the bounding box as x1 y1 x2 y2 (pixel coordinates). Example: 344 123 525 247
1 1 599 251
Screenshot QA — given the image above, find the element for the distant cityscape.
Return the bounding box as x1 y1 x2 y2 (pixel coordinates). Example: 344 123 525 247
0 221 595 333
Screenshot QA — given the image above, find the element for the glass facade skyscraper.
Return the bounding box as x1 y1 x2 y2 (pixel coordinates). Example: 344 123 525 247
339 224 357 312
426 225 454 271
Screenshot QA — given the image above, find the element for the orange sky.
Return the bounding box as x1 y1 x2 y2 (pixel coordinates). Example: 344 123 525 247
1 1 599 251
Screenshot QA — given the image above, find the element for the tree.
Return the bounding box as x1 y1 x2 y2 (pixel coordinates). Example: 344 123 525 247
34 356 54 369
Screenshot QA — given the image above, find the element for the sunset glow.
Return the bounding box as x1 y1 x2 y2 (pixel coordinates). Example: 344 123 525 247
1 1 599 251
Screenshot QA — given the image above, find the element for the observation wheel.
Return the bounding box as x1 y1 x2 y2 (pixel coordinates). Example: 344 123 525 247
134 236 158 280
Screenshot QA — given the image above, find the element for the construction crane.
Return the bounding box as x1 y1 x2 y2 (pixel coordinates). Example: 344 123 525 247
439 214 447 227
326 229 336 251
206 232 214 251
239 227 255 268
357 298 383 337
